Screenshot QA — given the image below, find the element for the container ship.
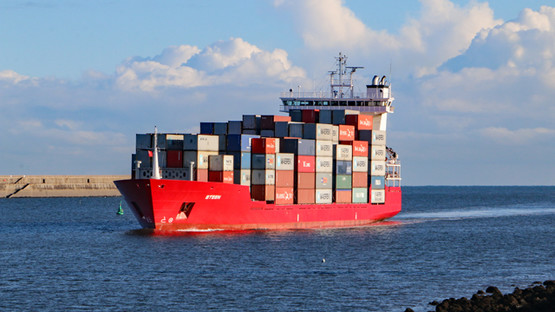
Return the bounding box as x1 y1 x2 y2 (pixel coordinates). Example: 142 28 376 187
115 53 402 231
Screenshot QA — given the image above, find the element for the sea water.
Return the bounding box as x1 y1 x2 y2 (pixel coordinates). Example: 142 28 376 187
0 186 553 311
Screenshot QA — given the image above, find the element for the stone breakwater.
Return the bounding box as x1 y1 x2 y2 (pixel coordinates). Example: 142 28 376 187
1 175 129 198
405 280 555 312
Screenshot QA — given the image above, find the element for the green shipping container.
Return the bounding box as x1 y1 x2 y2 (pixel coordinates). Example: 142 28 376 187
335 174 352 189
352 187 368 203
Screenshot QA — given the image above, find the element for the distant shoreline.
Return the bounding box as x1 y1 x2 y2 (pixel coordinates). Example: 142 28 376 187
1 175 129 198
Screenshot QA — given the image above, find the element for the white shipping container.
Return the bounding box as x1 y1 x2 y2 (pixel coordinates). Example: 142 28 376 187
334 144 353 161
315 189 333 204
315 156 333 173
184 151 218 169
370 160 386 176
304 123 333 141
371 189 385 204
352 156 368 172
184 134 219 151
370 145 386 160
372 130 387 146
331 126 339 143
251 169 275 185
316 140 333 157
275 153 295 171
209 155 234 172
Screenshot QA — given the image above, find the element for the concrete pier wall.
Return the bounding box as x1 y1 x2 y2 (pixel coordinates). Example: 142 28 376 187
0 175 130 198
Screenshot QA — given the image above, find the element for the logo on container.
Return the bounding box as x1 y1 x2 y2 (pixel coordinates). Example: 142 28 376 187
205 195 222 200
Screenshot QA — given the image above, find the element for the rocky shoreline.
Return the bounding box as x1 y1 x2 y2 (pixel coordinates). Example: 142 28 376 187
405 280 554 312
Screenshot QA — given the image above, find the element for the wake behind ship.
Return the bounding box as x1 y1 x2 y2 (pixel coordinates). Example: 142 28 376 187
115 53 402 231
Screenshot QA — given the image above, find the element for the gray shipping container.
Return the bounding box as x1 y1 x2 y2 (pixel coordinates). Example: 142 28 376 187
281 138 315 156
315 189 333 204
251 154 276 170
288 122 304 138
316 173 333 189
315 156 333 173
319 110 333 124
275 153 295 171
251 169 275 185
260 130 275 138
209 155 234 172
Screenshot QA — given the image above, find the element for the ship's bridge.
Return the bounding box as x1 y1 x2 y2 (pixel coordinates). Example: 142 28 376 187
280 53 394 115
279 87 394 115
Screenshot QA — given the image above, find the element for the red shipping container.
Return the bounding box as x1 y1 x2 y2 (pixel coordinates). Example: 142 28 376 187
345 114 373 130
275 170 294 187
275 187 294 205
296 155 315 173
261 115 291 129
335 190 352 203
340 140 369 157
166 150 183 168
352 172 367 188
296 172 316 189
338 125 355 141
301 109 319 123
251 185 275 201
196 169 208 182
296 188 315 204
208 171 234 184
251 138 277 154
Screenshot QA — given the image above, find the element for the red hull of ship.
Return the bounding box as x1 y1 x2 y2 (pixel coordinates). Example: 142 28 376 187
115 179 401 231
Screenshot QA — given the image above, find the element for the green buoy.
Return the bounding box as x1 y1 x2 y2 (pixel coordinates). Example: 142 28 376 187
117 201 124 215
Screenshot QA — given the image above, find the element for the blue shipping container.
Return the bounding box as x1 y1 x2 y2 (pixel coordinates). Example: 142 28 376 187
200 122 214 134
230 152 251 169
370 175 385 189
226 134 259 152
335 160 352 175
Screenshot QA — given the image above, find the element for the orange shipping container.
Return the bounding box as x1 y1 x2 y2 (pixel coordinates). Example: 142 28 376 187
251 185 275 201
275 187 294 205
196 169 209 182
352 172 368 188
340 140 368 157
251 138 277 154
296 155 315 173
296 172 316 189
335 190 352 203
275 170 294 187
345 114 373 130
296 188 315 204
208 171 234 184
338 125 355 141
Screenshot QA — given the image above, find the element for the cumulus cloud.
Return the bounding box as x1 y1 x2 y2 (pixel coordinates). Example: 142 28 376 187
115 38 306 92
275 0 501 77
480 127 555 144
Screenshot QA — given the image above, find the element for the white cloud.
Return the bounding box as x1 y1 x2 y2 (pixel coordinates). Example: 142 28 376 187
480 127 555 144
114 38 306 92
276 0 501 77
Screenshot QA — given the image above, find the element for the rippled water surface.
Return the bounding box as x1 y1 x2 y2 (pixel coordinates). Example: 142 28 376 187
1 186 554 311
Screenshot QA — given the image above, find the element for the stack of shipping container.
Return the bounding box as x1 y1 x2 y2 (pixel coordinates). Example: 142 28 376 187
133 109 389 205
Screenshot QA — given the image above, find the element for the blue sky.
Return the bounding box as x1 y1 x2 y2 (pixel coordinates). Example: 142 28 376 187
1 0 554 185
